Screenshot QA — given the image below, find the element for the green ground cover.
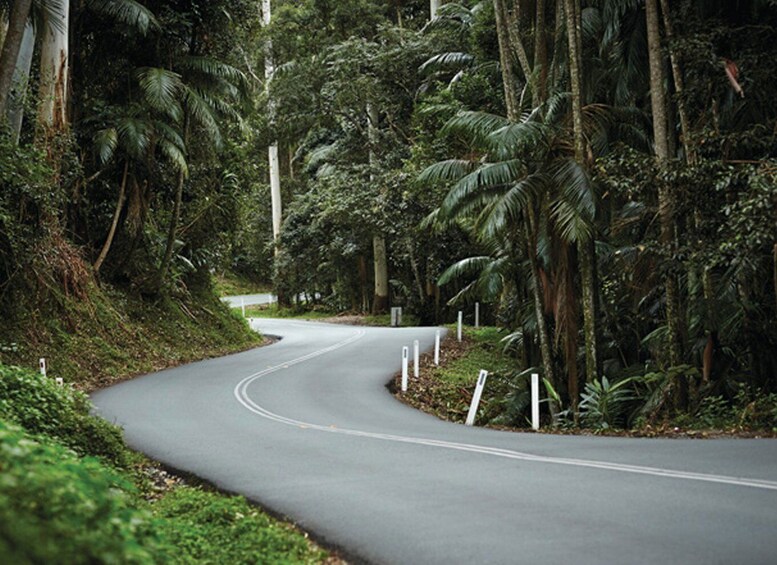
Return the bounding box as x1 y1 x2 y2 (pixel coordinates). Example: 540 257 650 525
0 364 332 564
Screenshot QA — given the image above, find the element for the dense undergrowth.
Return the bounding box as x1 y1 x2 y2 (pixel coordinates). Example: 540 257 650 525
397 326 777 436
0 364 330 563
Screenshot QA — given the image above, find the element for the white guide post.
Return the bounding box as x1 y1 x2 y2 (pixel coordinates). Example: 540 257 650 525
241 297 246 317
531 372 540 430
55 377 63 386
457 311 463 342
401 346 409 392
413 340 420 378
39 358 46 377
434 329 441 366
465 370 489 426
475 302 480 328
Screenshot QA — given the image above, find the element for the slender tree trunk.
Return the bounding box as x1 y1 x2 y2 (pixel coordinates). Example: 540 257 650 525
367 102 389 314
505 2 533 83
0 0 33 118
6 21 34 143
372 235 389 314
262 0 282 246
563 0 599 384
533 0 548 107
525 213 558 414
94 161 129 275
494 0 520 120
646 0 684 372
38 0 69 132
158 169 186 285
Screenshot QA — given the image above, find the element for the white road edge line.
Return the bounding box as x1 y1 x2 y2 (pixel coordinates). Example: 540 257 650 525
234 327 777 492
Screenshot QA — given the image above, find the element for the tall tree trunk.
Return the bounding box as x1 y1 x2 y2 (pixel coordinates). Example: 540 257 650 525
0 0 33 118
532 0 548 107
505 2 533 83
646 0 684 372
563 0 599 384
372 235 389 314
368 102 389 314
93 161 129 275
262 0 282 246
6 21 34 143
494 0 520 120
38 0 69 132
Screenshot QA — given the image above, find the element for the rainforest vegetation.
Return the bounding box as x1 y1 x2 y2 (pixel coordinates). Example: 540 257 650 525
1 0 776 439
0 0 775 560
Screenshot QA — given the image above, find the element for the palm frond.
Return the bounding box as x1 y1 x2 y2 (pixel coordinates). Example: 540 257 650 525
419 52 475 75
135 67 183 119
417 159 476 184
116 117 150 160
183 87 222 148
442 111 511 147
439 159 524 217
93 127 118 164
85 0 158 35
439 256 493 285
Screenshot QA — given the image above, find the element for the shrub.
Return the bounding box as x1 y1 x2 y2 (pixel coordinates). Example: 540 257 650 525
0 364 130 467
0 421 167 564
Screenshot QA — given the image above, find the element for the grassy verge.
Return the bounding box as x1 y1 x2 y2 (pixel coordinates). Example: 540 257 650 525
213 271 271 296
391 326 517 425
393 326 777 437
244 304 421 327
0 282 262 391
0 364 336 564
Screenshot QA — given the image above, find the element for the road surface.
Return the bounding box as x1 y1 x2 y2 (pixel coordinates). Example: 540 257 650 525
92 319 777 564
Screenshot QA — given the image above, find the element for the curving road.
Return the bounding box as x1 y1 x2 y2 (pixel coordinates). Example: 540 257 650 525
92 319 777 564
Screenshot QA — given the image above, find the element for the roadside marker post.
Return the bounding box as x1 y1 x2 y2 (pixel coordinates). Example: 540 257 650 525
465 370 489 426
241 297 246 317
55 377 63 386
39 358 46 377
401 347 409 392
531 373 540 430
391 307 403 327
434 330 440 366
475 302 480 328
457 311 463 342
413 340 419 378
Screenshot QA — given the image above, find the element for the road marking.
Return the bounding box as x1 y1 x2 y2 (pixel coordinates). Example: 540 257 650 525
234 328 777 492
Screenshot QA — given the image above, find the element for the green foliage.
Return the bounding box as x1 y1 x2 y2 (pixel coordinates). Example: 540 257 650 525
0 365 131 467
578 377 638 430
153 487 327 564
0 421 165 564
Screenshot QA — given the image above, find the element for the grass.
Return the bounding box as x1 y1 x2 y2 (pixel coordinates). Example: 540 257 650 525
433 326 513 384
212 271 271 296
0 282 262 391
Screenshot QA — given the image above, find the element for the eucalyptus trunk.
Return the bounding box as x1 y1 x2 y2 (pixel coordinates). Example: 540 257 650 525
646 0 684 372
430 0 441 19
0 0 33 118
6 21 34 143
262 0 282 246
38 0 69 132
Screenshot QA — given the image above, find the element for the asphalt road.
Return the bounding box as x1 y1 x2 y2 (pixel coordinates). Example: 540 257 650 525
91 319 777 564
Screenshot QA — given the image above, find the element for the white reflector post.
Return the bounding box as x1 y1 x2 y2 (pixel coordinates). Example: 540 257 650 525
531 372 540 430
413 340 419 377
465 370 489 426
475 302 480 328
401 346 409 392
457 311 463 342
39 358 46 377
434 329 441 366
241 297 245 317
